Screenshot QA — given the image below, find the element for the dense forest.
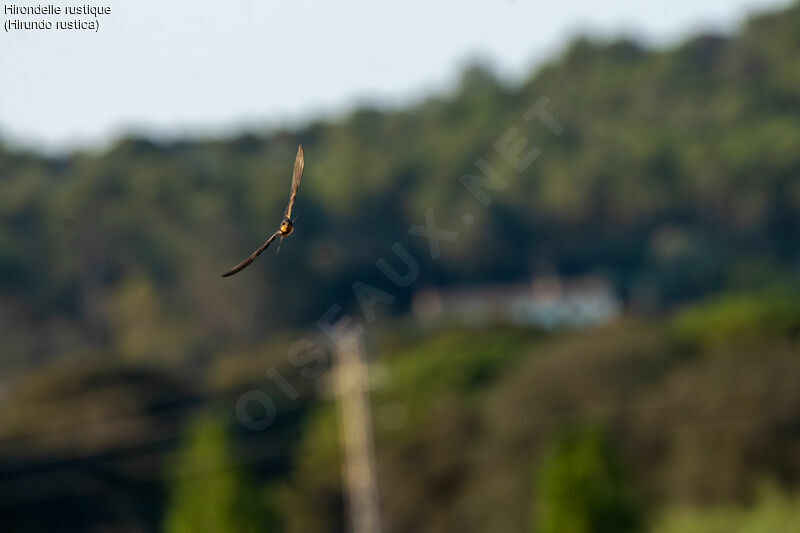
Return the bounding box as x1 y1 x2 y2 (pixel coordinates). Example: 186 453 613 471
1 2 799 532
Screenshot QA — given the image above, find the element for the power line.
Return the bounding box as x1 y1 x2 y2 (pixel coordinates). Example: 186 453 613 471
1 385 799 510
0 402 316 509
1 350 799 509
0 363 315 449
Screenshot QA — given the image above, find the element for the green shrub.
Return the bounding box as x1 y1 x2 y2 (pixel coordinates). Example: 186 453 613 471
672 287 800 350
533 425 640 533
652 484 800 533
164 414 272 533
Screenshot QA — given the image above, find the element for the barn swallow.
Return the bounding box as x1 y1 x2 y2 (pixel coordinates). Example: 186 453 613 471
222 145 304 277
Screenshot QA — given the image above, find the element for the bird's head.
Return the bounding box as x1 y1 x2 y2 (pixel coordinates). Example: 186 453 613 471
279 218 294 236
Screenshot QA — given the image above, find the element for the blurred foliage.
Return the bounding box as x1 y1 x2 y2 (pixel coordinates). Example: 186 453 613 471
164 415 272 533
0 2 799 532
378 327 540 420
652 484 800 533
673 285 800 350
533 425 640 533
1 300 800 531
1 3 799 375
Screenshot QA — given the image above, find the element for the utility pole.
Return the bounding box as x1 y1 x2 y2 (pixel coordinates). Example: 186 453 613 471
334 336 383 533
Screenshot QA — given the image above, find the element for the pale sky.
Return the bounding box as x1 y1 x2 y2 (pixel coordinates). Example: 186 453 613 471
0 0 790 152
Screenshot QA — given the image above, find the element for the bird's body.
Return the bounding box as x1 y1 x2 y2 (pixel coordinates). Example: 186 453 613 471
222 145 304 278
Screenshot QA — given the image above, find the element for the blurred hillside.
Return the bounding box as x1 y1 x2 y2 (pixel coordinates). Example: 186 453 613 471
1 3 798 374
0 2 799 532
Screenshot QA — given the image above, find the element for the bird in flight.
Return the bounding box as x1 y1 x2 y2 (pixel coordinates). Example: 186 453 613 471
222 144 304 277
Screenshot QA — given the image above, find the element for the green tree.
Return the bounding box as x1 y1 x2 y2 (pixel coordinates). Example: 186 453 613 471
533 425 639 533
164 414 271 533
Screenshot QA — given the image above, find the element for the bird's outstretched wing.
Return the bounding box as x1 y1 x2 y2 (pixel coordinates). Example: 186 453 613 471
285 145 304 219
221 231 280 277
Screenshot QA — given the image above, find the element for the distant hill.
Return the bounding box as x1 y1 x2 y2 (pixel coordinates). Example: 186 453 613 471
0 2 798 372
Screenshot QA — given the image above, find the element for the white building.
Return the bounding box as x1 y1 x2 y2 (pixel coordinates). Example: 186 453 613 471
412 276 621 329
